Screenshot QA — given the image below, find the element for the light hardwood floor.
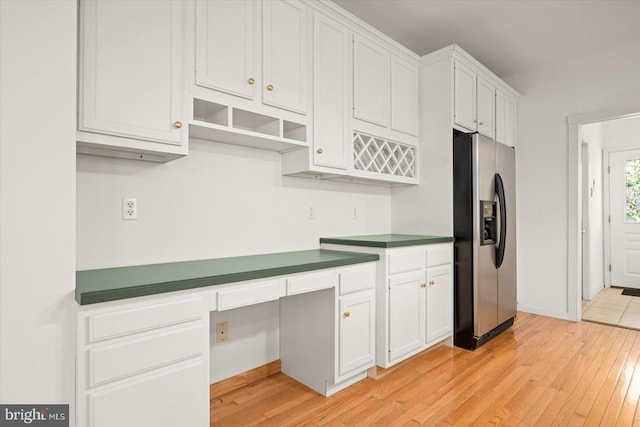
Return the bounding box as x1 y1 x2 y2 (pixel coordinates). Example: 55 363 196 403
210 312 640 425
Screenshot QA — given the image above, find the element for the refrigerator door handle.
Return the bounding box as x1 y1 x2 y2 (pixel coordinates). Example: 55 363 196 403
495 173 507 269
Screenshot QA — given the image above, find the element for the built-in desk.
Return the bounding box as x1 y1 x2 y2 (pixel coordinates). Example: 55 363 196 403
75 249 378 427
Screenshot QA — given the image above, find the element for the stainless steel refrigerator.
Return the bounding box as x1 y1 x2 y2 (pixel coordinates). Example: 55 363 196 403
453 130 517 350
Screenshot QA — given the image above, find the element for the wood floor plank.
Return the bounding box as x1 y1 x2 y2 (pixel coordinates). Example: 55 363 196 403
211 313 640 426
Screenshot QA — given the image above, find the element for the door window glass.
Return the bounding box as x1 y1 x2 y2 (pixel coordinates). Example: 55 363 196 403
627 159 640 222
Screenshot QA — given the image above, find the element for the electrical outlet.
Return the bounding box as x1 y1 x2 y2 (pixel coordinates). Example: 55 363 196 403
122 198 137 220
216 322 227 343
352 207 358 220
308 206 315 220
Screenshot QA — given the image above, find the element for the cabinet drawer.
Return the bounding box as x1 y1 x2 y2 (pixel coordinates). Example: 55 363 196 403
426 244 452 267
217 279 285 311
388 249 425 275
287 270 337 296
88 297 205 343
339 264 375 296
89 325 204 387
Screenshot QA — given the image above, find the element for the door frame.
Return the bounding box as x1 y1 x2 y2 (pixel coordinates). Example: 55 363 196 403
568 104 640 321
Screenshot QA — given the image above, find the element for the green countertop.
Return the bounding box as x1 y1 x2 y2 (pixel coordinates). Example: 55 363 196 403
320 234 454 248
76 249 379 305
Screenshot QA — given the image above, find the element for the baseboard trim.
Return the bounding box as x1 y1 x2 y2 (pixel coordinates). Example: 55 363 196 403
210 360 281 399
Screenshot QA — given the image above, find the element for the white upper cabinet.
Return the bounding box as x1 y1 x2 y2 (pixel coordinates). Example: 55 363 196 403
312 13 350 170
495 89 517 147
353 34 389 127
195 0 309 115
453 61 477 131
451 52 519 145
454 60 495 138
390 55 419 136
78 0 186 161
195 0 257 100
476 76 495 139
263 0 309 114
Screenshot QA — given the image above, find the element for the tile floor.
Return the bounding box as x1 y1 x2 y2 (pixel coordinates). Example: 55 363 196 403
583 287 640 329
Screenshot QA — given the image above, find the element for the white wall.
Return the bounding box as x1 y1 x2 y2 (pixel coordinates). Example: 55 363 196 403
602 115 640 150
0 0 76 420
76 141 391 270
581 122 604 299
504 39 640 319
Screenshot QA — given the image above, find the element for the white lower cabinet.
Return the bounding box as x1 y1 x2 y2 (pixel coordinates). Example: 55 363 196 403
280 263 376 396
77 292 210 427
339 290 375 376
88 360 208 427
321 242 453 369
426 264 453 345
388 271 425 362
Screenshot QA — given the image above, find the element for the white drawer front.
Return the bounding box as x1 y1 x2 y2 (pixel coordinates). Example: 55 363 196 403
89 325 204 387
88 297 205 343
287 270 338 296
388 249 425 275
339 264 375 296
426 244 453 267
217 279 285 311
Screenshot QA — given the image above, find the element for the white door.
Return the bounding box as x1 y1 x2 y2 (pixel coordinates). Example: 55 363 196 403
339 292 375 377
353 33 389 127
610 149 640 288
79 0 183 144
390 55 418 136
426 264 452 343
388 271 425 362
476 76 495 139
262 0 309 114
312 13 350 169
195 0 257 100
453 61 476 131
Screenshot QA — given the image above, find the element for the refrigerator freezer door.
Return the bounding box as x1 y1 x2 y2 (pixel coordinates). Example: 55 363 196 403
496 142 517 324
473 134 499 337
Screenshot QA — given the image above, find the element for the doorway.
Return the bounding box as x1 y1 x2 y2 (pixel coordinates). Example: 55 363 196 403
568 109 640 322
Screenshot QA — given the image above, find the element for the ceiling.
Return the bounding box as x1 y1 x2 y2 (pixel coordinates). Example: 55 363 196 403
331 0 640 79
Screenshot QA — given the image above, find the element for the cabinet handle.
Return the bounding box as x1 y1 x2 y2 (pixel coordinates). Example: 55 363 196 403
267 84 274 91
474 119 478 123
479 121 484 126
248 77 255 85
429 280 435 286
173 121 182 129
421 283 427 288
316 148 323 154
344 311 350 318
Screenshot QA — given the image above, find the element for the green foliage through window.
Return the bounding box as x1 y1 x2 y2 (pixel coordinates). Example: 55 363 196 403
627 159 640 222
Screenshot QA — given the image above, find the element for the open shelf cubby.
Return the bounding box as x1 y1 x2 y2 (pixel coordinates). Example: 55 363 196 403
189 97 308 152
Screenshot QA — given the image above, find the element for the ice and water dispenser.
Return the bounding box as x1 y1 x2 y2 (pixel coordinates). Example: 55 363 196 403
480 201 497 245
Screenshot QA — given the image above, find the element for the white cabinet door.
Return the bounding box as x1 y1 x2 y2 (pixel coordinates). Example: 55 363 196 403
495 90 507 144
88 359 208 427
426 264 452 343
390 55 418 136
476 76 495 139
313 13 350 169
79 0 183 145
353 34 389 127
195 0 257 100
453 61 476 131
263 0 309 114
339 292 375 376
505 97 517 147
495 89 517 147
388 271 425 362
